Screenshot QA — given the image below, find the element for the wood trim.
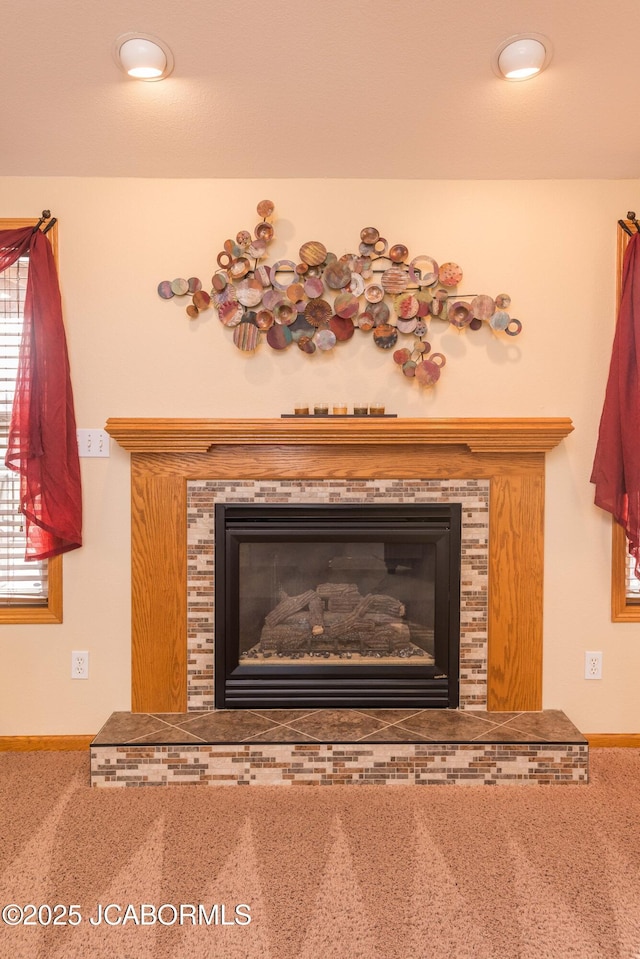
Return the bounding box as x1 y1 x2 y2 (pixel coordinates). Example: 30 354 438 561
131 464 187 711
0 554 62 623
106 416 574 454
488 468 544 710
108 417 573 714
584 733 640 747
0 734 93 751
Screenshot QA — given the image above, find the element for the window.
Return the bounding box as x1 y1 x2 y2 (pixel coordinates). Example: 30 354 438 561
610 221 640 621
0 218 62 623
612 519 640 621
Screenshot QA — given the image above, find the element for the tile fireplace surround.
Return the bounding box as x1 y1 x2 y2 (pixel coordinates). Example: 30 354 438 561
92 416 586 786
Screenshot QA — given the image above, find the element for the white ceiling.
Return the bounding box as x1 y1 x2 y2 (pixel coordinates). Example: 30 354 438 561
1 0 639 180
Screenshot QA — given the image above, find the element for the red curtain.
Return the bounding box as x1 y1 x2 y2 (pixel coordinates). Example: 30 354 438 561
591 232 640 573
0 226 82 560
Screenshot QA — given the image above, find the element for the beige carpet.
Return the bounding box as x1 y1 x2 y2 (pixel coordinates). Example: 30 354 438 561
1 749 639 958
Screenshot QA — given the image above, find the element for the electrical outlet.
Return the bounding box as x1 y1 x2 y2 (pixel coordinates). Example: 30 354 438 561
71 650 89 679
585 650 603 680
76 429 110 458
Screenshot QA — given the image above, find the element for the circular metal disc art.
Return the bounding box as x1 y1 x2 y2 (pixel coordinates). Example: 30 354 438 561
490 310 510 332
333 292 359 319
305 298 333 327
233 322 260 351
389 243 409 263
396 316 418 335
218 301 244 327
324 260 352 290
257 199 275 218
299 241 327 267
329 315 355 341
471 294 495 320
415 361 440 386
304 276 324 298
274 302 297 326
192 290 211 311
158 201 524 391
360 227 379 244
316 328 337 351
395 292 419 319
255 309 274 330
381 266 409 295
505 318 522 336
171 277 189 296
266 324 292 350
393 348 411 365
373 324 398 350
438 262 463 288
364 284 384 303
408 255 439 287
236 279 263 308
297 335 316 354
448 301 472 329
357 311 375 332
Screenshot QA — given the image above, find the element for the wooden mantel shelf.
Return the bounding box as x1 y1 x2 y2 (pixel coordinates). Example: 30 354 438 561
105 416 574 454
108 414 574 715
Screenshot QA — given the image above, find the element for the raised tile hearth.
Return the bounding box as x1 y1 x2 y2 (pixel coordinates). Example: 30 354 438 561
98 418 581 787
90 708 588 787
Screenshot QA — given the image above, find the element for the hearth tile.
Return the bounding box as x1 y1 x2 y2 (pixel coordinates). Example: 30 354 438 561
284 708 387 741
174 710 278 742
355 708 426 723
92 712 171 745
471 726 542 743
247 709 319 723
358 725 426 743
395 710 500 742
150 712 211 723
131 726 208 745
460 711 525 726
242 726 318 743
497 710 586 743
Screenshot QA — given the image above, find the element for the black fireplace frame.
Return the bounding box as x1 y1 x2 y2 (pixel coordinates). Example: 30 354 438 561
214 503 461 709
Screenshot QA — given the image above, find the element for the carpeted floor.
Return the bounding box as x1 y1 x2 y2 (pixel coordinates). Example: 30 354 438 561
1 749 640 958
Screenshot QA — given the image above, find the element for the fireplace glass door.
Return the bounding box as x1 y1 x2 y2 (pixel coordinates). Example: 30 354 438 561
215 504 461 709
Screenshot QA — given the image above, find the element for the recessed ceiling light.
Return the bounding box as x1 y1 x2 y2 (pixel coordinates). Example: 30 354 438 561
492 34 552 81
113 33 174 81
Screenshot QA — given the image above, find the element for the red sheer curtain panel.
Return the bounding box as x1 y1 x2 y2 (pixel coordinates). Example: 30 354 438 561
592 231 640 574
0 225 82 560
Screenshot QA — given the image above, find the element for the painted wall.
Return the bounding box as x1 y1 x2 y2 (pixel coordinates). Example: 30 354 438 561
0 176 637 735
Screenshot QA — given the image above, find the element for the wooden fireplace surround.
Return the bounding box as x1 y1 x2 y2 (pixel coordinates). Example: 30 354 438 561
105 416 573 714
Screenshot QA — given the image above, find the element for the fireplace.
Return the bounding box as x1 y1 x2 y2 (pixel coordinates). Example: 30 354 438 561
214 502 461 709
104 416 574 714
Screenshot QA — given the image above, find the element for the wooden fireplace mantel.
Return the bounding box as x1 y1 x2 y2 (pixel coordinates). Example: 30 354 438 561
105 416 574 714
106 416 573 454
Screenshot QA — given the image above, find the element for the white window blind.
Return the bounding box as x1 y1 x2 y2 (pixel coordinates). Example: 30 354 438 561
626 551 640 604
0 252 48 605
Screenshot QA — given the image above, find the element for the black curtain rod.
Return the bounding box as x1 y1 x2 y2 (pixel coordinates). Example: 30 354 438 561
32 209 52 234
619 211 640 237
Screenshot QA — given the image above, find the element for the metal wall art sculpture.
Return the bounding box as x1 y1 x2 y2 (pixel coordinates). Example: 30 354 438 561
157 201 522 388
